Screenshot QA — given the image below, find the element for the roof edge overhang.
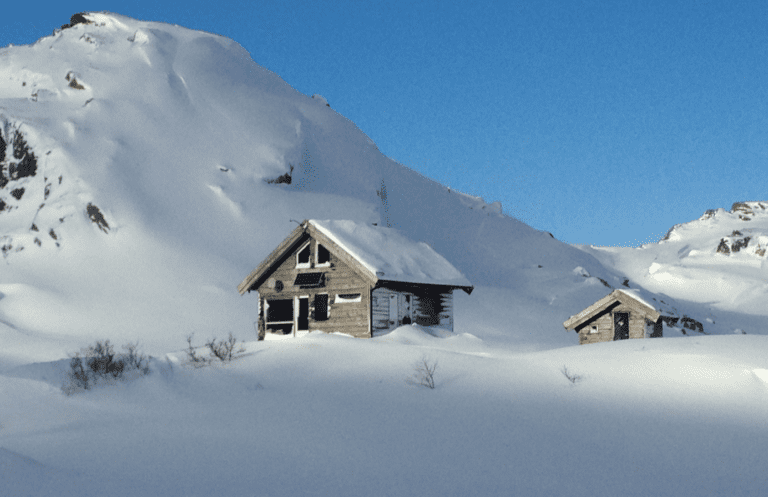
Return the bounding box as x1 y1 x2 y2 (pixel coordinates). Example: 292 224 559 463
563 289 661 330
376 279 474 295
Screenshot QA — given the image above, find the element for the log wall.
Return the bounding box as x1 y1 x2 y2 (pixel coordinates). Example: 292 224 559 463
575 301 658 345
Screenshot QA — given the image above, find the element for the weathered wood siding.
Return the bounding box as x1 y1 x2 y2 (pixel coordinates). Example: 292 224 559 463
372 285 454 335
575 301 658 345
257 236 371 339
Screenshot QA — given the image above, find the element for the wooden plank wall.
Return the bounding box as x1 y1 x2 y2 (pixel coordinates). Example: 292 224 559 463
575 301 657 345
372 286 455 334
258 237 371 338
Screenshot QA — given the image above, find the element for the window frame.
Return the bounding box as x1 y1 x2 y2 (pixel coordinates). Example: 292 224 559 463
315 243 331 267
296 241 311 269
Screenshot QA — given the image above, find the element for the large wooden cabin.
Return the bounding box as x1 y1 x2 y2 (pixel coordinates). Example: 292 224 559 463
238 220 473 339
563 289 663 345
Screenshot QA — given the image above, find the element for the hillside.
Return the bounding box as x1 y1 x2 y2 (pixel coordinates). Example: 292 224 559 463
0 12 626 364
582 201 768 335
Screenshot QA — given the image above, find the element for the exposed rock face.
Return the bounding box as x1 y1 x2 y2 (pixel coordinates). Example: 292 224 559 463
0 129 37 190
731 201 767 221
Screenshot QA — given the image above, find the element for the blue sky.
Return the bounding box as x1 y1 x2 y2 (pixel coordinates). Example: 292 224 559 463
3 1 767 246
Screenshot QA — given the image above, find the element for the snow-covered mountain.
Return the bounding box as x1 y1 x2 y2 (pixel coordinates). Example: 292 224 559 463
582 201 768 335
0 12 623 363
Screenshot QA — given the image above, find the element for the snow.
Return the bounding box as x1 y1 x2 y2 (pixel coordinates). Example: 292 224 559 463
310 219 472 288
0 12 767 497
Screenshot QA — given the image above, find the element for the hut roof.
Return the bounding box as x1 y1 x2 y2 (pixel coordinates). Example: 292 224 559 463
238 220 473 295
563 289 661 330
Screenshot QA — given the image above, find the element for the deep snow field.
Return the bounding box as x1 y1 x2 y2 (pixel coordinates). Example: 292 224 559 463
1 13 768 496
3 327 768 496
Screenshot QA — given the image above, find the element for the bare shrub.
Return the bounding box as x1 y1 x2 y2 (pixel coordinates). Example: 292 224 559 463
409 356 438 389
85 340 124 379
123 341 150 375
561 365 582 385
62 340 152 395
185 334 208 367
205 332 244 362
62 354 90 394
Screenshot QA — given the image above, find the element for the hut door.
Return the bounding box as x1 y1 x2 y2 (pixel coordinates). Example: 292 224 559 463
296 297 309 337
614 312 629 340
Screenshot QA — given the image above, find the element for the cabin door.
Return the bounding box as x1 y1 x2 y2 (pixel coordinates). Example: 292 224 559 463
296 296 309 337
614 312 629 340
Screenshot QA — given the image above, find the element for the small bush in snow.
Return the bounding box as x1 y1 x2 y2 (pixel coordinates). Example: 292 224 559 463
185 334 208 366
205 332 245 362
409 356 438 389
561 365 582 385
62 340 151 395
186 333 245 365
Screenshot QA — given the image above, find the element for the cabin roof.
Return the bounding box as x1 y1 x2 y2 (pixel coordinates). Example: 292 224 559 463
238 219 473 295
563 289 661 330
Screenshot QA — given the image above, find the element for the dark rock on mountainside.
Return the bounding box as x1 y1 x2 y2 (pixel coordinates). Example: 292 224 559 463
59 13 92 32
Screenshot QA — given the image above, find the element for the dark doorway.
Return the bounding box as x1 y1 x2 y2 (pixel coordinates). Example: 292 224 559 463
614 312 629 340
298 297 309 331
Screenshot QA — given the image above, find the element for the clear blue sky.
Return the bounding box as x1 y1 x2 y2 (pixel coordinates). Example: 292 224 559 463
3 1 767 246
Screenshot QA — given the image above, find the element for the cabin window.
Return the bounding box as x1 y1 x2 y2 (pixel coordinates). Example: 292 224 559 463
314 294 329 321
316 244 330 266
589 325 598 334
336 293 362 303
296 242 310 268
265 299 293 335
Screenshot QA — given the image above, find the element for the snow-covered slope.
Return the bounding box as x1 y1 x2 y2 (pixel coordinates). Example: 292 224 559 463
581 201 768 336
0 12 621 363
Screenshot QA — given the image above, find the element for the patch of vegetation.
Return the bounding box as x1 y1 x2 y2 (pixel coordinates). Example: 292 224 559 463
185 333 245 366
408 356 438 389
561 366 582 385
62 340 151 395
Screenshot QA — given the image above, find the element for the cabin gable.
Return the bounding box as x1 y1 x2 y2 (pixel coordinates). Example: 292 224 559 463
565 289 663 345
256 233 372 339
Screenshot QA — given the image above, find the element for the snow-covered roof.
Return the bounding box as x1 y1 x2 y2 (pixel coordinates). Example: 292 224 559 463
309 220 473 290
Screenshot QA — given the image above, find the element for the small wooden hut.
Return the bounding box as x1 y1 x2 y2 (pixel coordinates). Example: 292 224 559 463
563 289 663 345
238 220 473 339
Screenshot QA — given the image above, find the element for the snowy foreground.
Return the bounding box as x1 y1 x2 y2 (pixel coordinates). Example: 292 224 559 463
2 326 768 497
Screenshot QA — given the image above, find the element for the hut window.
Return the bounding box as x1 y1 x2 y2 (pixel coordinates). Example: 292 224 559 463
296 242 310 268
589 325 598 334
336 293 362 303
266 299 293 322
316 244 330 266
314 294 329 321
265 299 294 335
